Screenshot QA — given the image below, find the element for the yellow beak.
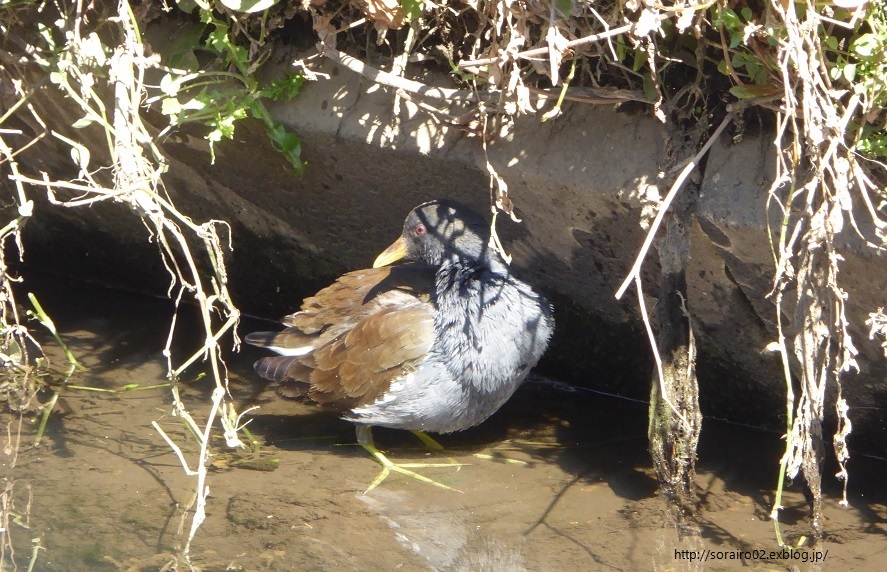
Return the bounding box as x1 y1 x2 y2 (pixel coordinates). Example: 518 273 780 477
373 236 408 268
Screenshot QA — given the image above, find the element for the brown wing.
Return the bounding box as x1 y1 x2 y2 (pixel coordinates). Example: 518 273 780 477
247 264 436 410
247 265 433 353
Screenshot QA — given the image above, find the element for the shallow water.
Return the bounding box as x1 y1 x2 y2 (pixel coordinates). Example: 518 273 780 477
2 274 885 571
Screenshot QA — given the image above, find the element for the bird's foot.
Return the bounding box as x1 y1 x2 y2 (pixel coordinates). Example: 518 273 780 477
473 452 531 466
414 430 529 467
363 446 464 494
472 440 532 466
356 426 464 494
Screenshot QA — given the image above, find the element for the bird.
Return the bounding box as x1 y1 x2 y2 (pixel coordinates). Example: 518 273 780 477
245 199 554 492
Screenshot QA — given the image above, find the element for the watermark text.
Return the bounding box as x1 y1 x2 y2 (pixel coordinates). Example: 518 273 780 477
674 548 828 564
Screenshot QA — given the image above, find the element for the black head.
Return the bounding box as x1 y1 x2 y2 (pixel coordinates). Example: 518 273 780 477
374 200 495 268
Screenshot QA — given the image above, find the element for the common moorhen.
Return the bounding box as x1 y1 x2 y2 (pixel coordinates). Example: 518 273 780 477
246 200 554 491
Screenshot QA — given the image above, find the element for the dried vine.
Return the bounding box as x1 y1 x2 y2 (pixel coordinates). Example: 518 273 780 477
1 1 249 566
764 0 883 542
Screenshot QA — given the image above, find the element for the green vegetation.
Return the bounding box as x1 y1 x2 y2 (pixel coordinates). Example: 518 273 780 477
154 6 306 172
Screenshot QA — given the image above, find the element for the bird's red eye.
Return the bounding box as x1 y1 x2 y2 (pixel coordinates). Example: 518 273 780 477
414 224 426 236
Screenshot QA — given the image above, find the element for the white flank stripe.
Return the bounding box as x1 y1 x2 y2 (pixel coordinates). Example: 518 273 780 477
266 345 313 356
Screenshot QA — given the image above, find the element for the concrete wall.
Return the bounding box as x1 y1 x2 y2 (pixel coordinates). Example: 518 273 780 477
10 45 886 450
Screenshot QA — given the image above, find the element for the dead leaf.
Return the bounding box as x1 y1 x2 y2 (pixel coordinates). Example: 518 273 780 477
313 13 337 50
361 0 405 35
546 25 569 85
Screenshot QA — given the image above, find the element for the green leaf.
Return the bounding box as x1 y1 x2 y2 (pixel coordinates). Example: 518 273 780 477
1 339 23 366
262 72 306 101
632 49 648 72
731 52 746 69
843 63 857 82
718 8 741 30
740 7 753 21
206 128 223 143
72 116 94 129
659 16 675 40
207 105 248 144
829 64 843 81
161 97 182 117
717 59 730 76
226 43 250 72
642 72 656 102
175 0 199 13
728 84 780 99
555 0 573 16
825 35 839 51
745 60 761 80
851 33 877 57
616 39 626 63
218 0 282 13
753 65 769 85
265 121 304 174
162 22 206 71
856 127 887 157
205 22 250 72
206 24 230 56
729 32 741 49
402 0 424 22
181 97 207 111
159 73 182 96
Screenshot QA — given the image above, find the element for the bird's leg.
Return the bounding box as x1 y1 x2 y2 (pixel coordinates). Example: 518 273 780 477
410 430 466 466
355 425 464 494
410 430 445 450
412 430 527 467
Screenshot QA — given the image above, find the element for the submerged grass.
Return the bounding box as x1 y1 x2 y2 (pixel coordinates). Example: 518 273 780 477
27 293 81 447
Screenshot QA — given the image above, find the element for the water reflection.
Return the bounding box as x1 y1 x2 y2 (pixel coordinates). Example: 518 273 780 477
359 488 526 571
